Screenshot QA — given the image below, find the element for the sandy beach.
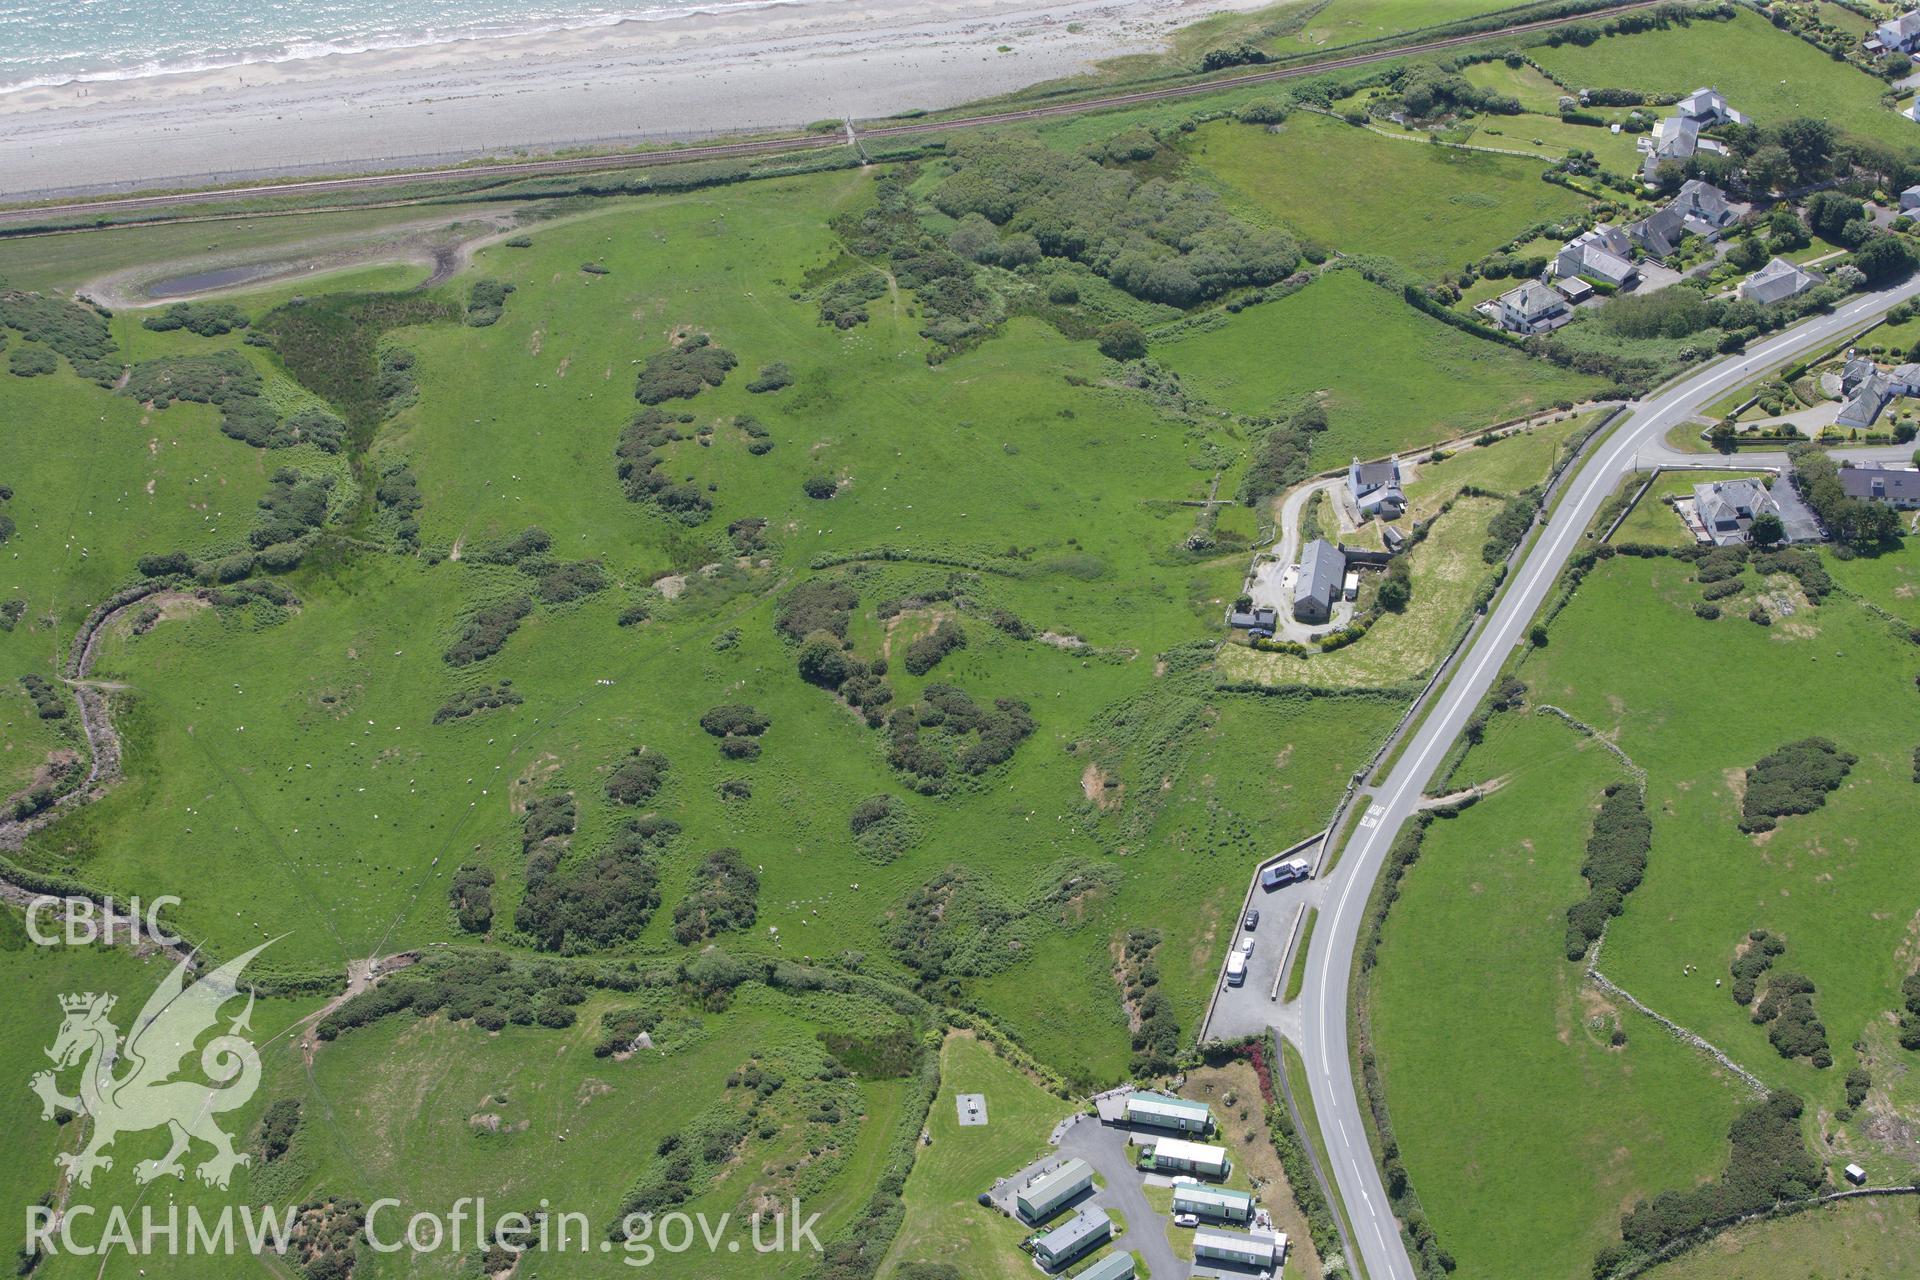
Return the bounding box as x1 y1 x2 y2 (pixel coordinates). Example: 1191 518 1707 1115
0 0 1268 200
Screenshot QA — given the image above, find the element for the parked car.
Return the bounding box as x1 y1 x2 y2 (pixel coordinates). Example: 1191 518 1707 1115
1173 1213 1199 1228
1242 907 1260 931
1235 936 1255 957
1260 857 1311 891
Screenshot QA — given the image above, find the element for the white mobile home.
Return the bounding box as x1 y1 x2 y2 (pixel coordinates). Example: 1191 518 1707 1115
1193 1227 1286 1269
1144 1136 1231 1177
1075 1251 1137 1280
1032 1208 1111 1271
1173 1183 1256 1224
1124 1091 1213 1134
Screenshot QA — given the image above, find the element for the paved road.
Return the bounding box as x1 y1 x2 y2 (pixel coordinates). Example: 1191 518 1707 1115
0 1 1670 214
1291 276 1920 1280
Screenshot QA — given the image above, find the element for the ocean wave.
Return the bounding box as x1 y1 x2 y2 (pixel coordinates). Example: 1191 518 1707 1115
0 0 836 95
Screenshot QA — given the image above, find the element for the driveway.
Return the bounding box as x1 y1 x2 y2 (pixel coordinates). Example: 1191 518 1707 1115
1054 1113 1186 1280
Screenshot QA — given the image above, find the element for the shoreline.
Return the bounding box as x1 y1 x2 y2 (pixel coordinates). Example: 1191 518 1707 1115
0 0 1271 200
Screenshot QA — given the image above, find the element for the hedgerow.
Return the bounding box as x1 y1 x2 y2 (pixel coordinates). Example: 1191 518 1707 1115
1564 782 1651 959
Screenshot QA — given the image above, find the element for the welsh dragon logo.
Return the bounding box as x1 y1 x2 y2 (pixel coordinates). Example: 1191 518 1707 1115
30 941 271 1190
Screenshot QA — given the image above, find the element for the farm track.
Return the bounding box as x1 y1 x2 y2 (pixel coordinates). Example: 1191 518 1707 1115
0 0 1672 226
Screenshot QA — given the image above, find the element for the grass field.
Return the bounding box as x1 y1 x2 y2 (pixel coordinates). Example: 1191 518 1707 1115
1461 58 1571 114
1156 270 1600 463
1185 113 1590 278
886 1032 1074 1280
1637 1197 1920 1280
1530 9 1918 148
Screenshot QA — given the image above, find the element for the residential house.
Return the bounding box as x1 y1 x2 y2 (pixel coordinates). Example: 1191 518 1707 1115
1015 1158 1093 1224
1841 463 1920 508
1675 86 1746 127
1903 184 1920 213
1641 114 1699 178
1628 204 1690 261
1876 10 1920 54
1123 1091 1212 1134
1173 1184 1256 1225
1348 455 1406 518
1840 368 1893 429
1736 257 1823 305
1291 538 1346 625
1032 1208 1112 1271
1673 179 1736 235
1192 1227 1287 1270
1143 1137 1231 1178
1841 354 1878 396
1492 279 1571 334
1692 478 1781 545
1556 225 1638 290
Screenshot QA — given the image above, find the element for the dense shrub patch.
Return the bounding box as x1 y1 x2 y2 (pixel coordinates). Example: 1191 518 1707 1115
142 302 249 336
374 461 422 544
615 408 711 524
1563 783 1651 959
316 951 597 1039
448 864 495 933
443 596 533 666
1739 737 1855 833
1753 970 1830 1067
432 682 521 724
257 1098 300 1162
1729 929 1785 1006
19 673 66 720
526 559 608 605
0 292 118 384
517 817 671 953
747 361 793 392
832 170 995 355
777 579 858 642
605 748 670 806
902 619 967 676
1897 970 1920 1051
634 333 736 403
848 794 920 863
1482 487 1542 564
671 848 759 944
1238 401 1329 507
8 345 56 377
885 684 1035 793
256 293 456 434
1118 928 1179 1076
465 279 515 327
252 468 332 549
818 272 888 329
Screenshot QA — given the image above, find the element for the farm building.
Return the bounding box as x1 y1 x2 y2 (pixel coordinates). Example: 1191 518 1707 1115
1016 1158 1093 1223
1174 1183 1256 1224
1144 1136 1231 1177
1193 1226 1286 1269
1076 1251 1137 1280
1032 1208 1111 1270
1124 1091 1213 1134
1291 539 1346 625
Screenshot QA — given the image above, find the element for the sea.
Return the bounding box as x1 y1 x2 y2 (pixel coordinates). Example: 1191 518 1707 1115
0 0 821 94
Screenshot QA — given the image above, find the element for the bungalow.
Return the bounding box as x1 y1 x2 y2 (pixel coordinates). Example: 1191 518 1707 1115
1736 257 1822 305
1292 538 1346 625
1227 606 1279 638
1876 10 1920 54
1348 455 1406 518
1123 1091 1212 1134
1193 1227 1286 1270
1841 354 1878 396
1143 1137 1231 1178
1556 225 1638 290
1692 478 1781 545
1903 184 1920 213
1016 1158 1093 1223
1173 1184 1256 1224
1676 87 1747 127
1492 280 1571 334
1841 463 1920 508
1840 369 1893 429
1032 1208 1111 1271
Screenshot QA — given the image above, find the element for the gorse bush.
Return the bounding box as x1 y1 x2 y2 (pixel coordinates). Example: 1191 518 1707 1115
444 596 533 666
1564 783 1651 959
634 333 736 404
606 748 670 806
8 346 55 377
432 682 521 724
517 817 672 952
448 864 495 933
0 291 118 384
252 468 332 549
142 302 249 336
902 620 967 676
1239 401 1330 507
616 408 711 524
672 848 759 944
1739 737 1855 833
465 279 515 327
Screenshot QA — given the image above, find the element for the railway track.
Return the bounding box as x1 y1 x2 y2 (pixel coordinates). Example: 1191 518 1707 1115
0 0 1668 226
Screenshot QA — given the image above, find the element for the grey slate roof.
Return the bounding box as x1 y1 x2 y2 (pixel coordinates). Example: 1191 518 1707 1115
1842 464 1920 504
1674 179 1734 230
1739 257 1822 305
1838 370 1892 429
1293 538 1345 616
1035 1209 1111 1265
1629 205 1688 260
1693 478 1779 544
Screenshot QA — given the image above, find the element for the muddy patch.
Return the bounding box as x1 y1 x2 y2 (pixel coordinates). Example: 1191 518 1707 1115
1081 762 1122 811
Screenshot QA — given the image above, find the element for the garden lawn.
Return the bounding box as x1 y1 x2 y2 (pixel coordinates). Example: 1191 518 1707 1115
1369 710 1747 1280
1609 471 1768 548
1155 270 1600 463
1461 58 1572 114
884 1031 1074 1280
1186 114 1590 278
1529 8 1918 148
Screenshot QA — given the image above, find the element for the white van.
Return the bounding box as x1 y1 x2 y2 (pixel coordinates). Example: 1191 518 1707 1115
1225 951 1248 987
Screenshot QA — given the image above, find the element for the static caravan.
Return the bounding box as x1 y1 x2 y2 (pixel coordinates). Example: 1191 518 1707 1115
1124 1091 1213 1134
1015 1158 1092 1223
1173 1183 1255 1224
1145 1136 1230 1178
1032 1208 1111 1271
1193 1227 1286 1269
